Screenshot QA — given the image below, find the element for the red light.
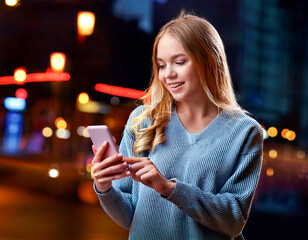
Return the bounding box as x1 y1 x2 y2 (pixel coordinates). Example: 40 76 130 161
95 83 144 99
0 72 70 85
15 88 28 99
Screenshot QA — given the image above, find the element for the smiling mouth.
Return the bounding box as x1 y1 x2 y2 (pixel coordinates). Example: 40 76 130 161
169 82 184 88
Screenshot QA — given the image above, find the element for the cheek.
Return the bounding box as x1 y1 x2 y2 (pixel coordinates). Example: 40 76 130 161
158 72 165 84
187 68 200 86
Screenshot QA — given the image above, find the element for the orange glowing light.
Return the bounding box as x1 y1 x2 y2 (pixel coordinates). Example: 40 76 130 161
286 130 296 141
5 0 18 7
0 72 70 85
269 149 278 159
268 127 278 137
15 88 28 99
95 83 144 99
50 52 66 72
77 11 95 36
78 92 90 104
281 128 289 138
14 68 26 83
266 168 274 177
77 181 98 204
55 117 67 129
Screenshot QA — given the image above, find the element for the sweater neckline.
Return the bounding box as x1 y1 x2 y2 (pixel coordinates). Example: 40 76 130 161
173 107 222 139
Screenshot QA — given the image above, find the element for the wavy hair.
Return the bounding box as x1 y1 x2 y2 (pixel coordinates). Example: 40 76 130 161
131 11 243 155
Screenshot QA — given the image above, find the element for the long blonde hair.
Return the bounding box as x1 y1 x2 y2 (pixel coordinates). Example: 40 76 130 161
131 11 243 155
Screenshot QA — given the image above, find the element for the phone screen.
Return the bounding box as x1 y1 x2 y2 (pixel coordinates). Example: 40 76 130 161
87 125 119 158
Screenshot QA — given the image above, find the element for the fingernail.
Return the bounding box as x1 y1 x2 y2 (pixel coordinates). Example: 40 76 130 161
117 153 122 157
103 141 108 146
122 162 127 166
126 171 131 175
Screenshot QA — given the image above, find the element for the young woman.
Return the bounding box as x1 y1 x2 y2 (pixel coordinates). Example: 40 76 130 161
91 12 263 240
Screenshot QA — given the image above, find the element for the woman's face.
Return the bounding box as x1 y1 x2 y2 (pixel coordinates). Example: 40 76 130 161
156 33 206 105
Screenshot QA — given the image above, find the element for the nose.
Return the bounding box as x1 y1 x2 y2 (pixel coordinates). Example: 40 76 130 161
165 65 176 79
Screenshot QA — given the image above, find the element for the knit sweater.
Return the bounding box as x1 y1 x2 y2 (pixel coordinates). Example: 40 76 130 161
94 106 263 240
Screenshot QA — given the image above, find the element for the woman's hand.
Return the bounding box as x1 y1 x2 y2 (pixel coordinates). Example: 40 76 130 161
124 157 175 197
91 141 130 193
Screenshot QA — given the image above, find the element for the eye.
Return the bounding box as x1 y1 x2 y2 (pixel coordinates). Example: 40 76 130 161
175 60 185 65
157 64 166 70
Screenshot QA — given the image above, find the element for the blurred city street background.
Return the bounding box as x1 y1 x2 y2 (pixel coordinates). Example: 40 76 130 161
0 0 307 239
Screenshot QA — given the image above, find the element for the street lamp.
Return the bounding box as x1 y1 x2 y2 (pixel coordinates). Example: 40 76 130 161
14 67 26 84
77 11 95 44
77 11 95 36
5 0 18 7
50 52 66 72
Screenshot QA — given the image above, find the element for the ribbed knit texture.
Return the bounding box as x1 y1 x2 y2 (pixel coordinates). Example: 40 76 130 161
94 106 263 240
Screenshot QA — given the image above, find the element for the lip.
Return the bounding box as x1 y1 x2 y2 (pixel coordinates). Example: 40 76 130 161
168 82 185 88
168 82 185 93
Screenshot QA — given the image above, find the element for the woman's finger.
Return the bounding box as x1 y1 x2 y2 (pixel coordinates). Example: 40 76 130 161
94 161 128 178
124 157 148 164
92 141 108 164
128 161 149 173
134 165 152 178
92 145 97 154
96 170 131 183
92 153 123 173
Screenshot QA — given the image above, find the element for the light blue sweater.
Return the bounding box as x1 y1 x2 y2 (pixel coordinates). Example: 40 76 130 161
94 106 263 240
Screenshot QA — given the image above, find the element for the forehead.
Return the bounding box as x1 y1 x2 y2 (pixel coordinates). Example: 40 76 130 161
156 33 187 59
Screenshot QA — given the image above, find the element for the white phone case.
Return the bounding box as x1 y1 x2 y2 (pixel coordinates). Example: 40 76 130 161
87 125 119 158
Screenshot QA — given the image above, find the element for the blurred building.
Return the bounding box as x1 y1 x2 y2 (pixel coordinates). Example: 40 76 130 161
239 0 308 150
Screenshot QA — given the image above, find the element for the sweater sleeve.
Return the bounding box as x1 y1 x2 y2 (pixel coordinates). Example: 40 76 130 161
94 106 143 229
165 125 263 237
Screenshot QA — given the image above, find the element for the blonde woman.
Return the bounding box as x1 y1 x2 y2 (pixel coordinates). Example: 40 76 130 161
91 12 263 240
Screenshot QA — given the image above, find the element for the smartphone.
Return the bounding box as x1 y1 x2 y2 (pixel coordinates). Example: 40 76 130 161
87 125 119 158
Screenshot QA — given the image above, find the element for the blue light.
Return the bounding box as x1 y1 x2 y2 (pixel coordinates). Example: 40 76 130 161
4 97 26 111
3 112 24 154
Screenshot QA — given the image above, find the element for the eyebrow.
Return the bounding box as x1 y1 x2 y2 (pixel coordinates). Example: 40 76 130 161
156 53 187 62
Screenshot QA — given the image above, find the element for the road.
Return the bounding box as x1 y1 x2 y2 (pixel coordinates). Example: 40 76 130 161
1 144 308 240
0 185 129 240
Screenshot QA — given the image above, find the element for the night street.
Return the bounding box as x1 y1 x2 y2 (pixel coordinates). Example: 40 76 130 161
0 185 129 240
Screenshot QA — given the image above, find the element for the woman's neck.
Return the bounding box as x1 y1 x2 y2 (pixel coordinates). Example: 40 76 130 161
176 99 218 119
175 100 219 134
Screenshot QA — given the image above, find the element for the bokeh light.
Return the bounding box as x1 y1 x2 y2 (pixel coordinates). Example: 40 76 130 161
286 130 296 141
55 117 67 129
281 128 289 138
269 149 278 159
77 126 86 136
86 163 92 173
266 167 274 177
83 128 90 138
48 169 59 178
296 150 306 159
15 88 28 99
5 0 18 7
268 127 278 137
14 68 26 83
42 127 53 137
77 11 95 36
4 97 26 111
56 129 70 139
78 92 89 104
50 52 66 72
